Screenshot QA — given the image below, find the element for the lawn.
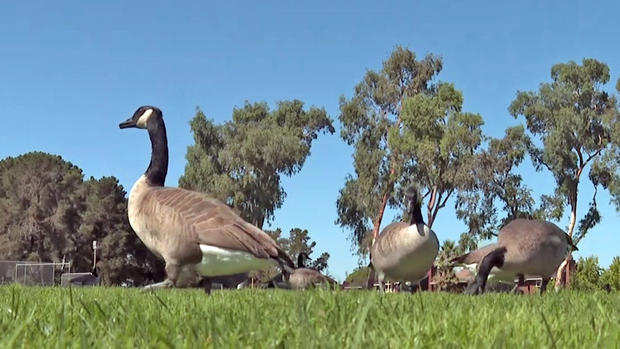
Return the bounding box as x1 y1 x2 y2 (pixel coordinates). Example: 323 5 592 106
0 285 618 348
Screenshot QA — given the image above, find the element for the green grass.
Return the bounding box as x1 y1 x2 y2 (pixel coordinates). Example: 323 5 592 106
0 285 618 348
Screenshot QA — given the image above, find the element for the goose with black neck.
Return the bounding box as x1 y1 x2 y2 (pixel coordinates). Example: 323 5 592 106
370 186 439 292
119 106 295 292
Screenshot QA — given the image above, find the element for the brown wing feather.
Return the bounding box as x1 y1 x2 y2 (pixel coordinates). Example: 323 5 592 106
148 187 292 266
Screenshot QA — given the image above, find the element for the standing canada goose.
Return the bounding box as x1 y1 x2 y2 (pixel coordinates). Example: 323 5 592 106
451 218 578 295
119 106 295 293
287 253 339 290
370 186 439 292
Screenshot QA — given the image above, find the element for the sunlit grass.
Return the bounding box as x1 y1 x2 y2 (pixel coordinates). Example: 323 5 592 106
0 285 618 348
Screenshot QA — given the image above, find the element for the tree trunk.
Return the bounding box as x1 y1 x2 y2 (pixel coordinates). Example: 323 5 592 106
557 174 580 290
427 187 437 228
371 191 390 244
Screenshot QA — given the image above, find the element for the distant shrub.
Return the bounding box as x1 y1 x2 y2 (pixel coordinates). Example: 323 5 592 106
572 256 602 291
601 256 620 291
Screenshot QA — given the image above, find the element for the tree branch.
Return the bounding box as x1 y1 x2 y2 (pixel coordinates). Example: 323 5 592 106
584 136 605 164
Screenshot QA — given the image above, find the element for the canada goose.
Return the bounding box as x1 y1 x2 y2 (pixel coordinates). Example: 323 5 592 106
451 218 578 295
370 186 439 292
287 253 339 290
119 106 295 293
265 253 338 290
454 243 517 287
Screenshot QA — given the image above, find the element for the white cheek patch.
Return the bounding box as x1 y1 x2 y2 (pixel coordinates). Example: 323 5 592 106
136 108 153 128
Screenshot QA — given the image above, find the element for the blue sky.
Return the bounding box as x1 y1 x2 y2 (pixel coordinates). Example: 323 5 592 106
0 1 618 281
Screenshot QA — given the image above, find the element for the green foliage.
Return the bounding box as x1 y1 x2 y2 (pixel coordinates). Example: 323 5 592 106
0 152 84 262
509 58 620 240
253 227 330 283
572 256 602 291
395 83 484 228
456 126 535 239
80 177 164 285
0 152 163 286
601 256 620 291
336 46 444 254
344 266 371 286
180 101 333 228
1 286 619 348
433 240 460 291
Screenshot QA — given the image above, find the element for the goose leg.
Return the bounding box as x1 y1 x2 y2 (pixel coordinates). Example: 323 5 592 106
143 262 179 291
199 278 212 295
143 279 174 291
377 272 385 293
465 248 506 295
510 274 524 294
540 277 550 294
366 266 376 290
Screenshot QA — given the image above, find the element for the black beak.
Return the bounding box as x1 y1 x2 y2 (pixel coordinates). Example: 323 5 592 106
570 243 579 252
119 117 136 129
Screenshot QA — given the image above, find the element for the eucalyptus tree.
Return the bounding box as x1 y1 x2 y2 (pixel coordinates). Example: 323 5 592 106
394 82 484 228
180 100 334 229
509 58 620 245
336 46 443 255
509 59 620 287
455 125 535 241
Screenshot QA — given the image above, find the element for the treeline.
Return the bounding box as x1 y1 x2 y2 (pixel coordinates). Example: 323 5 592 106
572 256 620 291
0 152 164 285
0 46 618 286
335 47 619 259
0 153 332 285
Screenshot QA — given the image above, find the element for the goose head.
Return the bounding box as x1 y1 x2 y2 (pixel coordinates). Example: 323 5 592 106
118 105 168 186
119 106 163 130
404 186 424 225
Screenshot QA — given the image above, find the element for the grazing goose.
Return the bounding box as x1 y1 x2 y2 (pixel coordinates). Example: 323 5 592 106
453 243 517 288
451 218 578 295
287 253 339 290
119 106 295 293
370 186 439 292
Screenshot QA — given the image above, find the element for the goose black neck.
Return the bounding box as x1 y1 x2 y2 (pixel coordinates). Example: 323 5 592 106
297 254 306 268
409 202 424 225
145 118 168 186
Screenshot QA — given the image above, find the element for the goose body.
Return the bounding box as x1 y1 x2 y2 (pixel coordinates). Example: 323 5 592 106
370 187 439 290
120 106 294 291
497 219 570 277
287 253 339 290
371 222 439 282
452 218 577 294
288 268 338 289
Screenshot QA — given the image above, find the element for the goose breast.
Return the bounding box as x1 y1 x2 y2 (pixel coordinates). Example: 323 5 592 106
371 222 439 282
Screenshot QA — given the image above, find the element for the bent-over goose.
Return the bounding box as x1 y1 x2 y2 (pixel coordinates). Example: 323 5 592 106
451 218 578 295
119 106 294 293
452 243 517 288
370 186 439 292
287 253 339 290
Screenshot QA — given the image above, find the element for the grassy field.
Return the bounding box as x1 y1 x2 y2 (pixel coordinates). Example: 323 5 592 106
0 285 618 348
